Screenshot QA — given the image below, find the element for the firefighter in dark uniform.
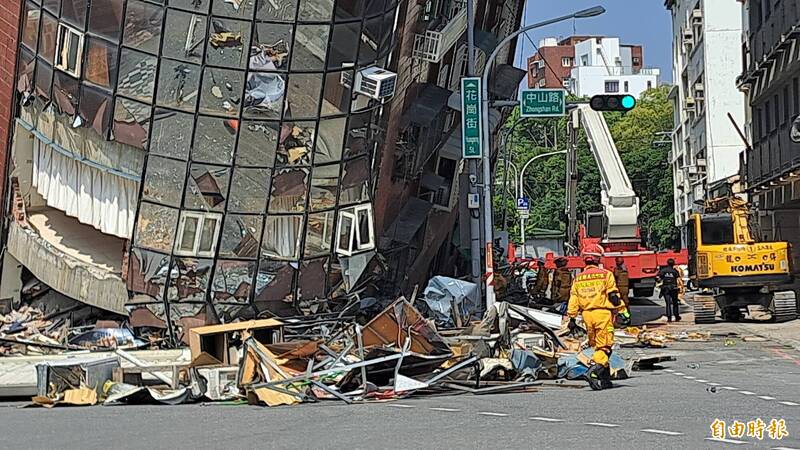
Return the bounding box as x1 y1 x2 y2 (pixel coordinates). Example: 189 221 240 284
552 257 573 304
613 256 630 307
657 258 681 322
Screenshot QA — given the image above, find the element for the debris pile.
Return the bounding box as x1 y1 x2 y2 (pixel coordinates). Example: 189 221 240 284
0 306 65 355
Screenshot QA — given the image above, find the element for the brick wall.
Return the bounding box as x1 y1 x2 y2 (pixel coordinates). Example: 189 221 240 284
0 0 21 206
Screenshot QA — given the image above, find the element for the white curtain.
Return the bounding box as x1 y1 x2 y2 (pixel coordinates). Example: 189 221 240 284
31 139 138 239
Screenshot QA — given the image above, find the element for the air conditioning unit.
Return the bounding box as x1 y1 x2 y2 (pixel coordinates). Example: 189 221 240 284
340 62 355 88
691 9 703 22
696 158 707 167
682 30 694 45
354 67 397 100
684 96 696 109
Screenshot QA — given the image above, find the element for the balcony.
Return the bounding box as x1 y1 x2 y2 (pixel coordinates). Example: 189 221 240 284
412 1 472 63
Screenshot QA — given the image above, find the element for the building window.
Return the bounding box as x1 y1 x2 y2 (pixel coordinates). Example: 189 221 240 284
175 212 223 257
561 57 572 67
624 81 629 92
336 204 375 256
632 56 640 65
605 80 619 93
562 77 571 89
581 55 588 66
647 81 652 90
55 24 84 77
538 79 546 88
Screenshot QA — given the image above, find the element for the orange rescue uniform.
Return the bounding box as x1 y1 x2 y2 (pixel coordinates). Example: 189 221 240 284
567 264 628 367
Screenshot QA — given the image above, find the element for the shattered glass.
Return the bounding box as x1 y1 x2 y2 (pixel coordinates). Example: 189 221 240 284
168 257 213 302
127 247 170 300
211 260 256 303
199 67 244 117
112 97 151 149
192 116 236 165
162 8 206 64
206 17 251 69
218 214 263 258
236 120 278 167
134 202 180 253
254 259 296 301
142 156 187 207
184 164 231 211
123 0 164 55
228 167 270 213
150 109 194 160
268 168 308 213
276 121 314 166
156 59 201 112
117 48 157 103
52 70 79 116
78 84 113 138
261 215 303 260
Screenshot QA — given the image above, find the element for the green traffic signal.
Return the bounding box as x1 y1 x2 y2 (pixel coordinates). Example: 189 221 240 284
590 94 636 112
621 95 636 109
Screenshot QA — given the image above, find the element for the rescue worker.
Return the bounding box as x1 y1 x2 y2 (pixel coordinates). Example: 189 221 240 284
612 256 630 307
657 258 681 322
530 259 550 301
567 252 631 390
551 257 572 304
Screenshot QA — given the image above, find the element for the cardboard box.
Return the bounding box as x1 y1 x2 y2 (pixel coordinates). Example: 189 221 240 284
188 319 284 366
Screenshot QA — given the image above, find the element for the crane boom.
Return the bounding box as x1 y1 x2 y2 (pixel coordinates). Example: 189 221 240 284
575 104 640 242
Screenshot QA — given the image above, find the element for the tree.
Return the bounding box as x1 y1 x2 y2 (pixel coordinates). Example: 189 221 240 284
494 86 679 250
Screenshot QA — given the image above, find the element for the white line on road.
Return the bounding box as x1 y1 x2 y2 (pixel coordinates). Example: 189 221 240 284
772 447 800 450
429 407 461 412
779 401 799 406
707 382 721 386
673 372 685 375
720 386 739 390
387 404 416 409
478 412 508 417
641 429 683 436
665 369 675 372
695 379 708 383
759 396 776 400
705 437 747 445
739 391 756 395
530 417 564 422
683 376 696 379
585 422 619 428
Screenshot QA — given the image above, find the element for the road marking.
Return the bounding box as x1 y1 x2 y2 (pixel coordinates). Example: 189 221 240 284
772 447 800 450
779 401 799 406
673 372 685 375
530 417 564 422
585 422 619 428
387 404 416 409
696 379 708 383
641 429 683 436
705 437 747 445
683 376 696 379
707 382 721 386
739 391 756 395
759 396 776 400
478 412 508 417
720 386 739 390
429 407 460 412
665 369 675 372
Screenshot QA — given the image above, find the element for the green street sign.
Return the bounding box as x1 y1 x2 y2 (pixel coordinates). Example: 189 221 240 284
520 89 566 117
461 77 483 159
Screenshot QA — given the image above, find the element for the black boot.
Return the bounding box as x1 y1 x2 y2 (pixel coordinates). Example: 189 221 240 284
585 364 604 390
600 365 613 389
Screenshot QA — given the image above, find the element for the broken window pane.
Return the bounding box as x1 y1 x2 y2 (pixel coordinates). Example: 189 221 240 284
142 156 187 207
345 111 371 158
21 2 40 52
113 97 151 149
328 22 359 69
314 117 345 163
35 59 53 101
84 37 118 90
340 157 370 205
243 72 285 119
277 121 314 166
184 164 231 211
127 247 170 300
117 48 156 103
134 202 180 253
16 49 34 96
251 22 292 72
206 18 251 69
123 0 164 55
228 167 270 213
162 9 206 64
334 0 362 21
169 0 210 12
150 109 194 160
284 73 322 119
219 214 262 258
291 25 328 72
304 211 333 257
256 0 297 22
61 0 87 29
52 70 79 115
236 120 278 167
297 258 327 300
40 12 58 64
192 116 236 165
212 260 256 303
168 257 213 302
78 84 112 138
156 59 201 112
43 0 60 15
254 259 295 302
309 164 338 210
321 70 352 117
268 168 308 213
88 0 124 41
261 215 303 260
200 67 244 117
298 0 333 21
212 0 257 19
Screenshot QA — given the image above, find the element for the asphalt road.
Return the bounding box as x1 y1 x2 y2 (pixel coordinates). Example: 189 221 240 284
2 322 799 450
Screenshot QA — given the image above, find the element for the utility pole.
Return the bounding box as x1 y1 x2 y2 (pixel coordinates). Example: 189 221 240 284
466 0 481 286
565 108 579 253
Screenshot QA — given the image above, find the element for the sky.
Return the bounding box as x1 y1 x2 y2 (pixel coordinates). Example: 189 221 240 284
514 0 674 83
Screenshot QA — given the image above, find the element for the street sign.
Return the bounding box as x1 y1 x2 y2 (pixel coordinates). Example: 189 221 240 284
516 197 530 211
520 89 566 117
461 77 483 159
519 210 530 219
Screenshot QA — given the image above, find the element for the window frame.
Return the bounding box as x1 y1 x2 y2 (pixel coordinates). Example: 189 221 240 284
604 80 619 93
335 204 375 256
54 23 84 77
561 57 571 67
174 211 223 257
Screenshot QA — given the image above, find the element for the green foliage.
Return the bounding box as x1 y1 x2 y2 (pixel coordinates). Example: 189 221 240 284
494 86 679 249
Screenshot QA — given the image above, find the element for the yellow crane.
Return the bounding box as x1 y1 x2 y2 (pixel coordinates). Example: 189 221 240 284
687 196 797 323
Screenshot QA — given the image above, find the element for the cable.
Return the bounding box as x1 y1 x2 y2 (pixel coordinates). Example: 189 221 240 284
522 31 568 91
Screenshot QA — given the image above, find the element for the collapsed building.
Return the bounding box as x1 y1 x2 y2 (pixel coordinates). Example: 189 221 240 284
0 0 525 344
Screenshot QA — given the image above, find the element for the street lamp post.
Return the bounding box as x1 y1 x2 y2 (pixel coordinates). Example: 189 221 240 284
479 6 605 309
517 150 567 260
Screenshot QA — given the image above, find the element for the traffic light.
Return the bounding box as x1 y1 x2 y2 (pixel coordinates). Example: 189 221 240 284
589 94 636 111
